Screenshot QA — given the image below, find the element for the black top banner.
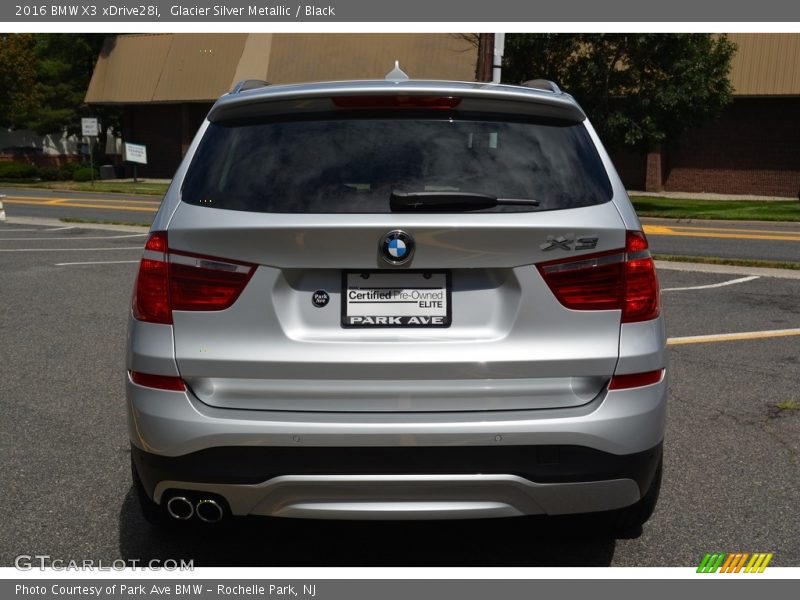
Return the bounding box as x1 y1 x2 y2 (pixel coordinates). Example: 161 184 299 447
4 0 800 22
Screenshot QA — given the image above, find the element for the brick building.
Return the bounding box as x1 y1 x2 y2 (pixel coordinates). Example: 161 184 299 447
611 34 800 198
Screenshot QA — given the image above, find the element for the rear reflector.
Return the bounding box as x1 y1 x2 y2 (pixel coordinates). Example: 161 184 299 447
332 96 461 110
132 231 256 324
537 230 661 323
130 371 186 391
609 369 664 390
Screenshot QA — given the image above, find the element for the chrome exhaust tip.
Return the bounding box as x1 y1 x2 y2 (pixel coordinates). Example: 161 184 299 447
166 496 194 520
195 499 224 523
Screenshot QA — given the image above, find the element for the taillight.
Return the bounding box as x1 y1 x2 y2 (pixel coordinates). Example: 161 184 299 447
132 231 256 324
622 232 661 323
609 369 664 390
168 251 255 311
130 371 186 391
132 232 171 324
537 231 660 323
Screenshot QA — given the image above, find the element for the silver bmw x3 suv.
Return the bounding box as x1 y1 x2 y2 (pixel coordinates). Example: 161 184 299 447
127 74 666 529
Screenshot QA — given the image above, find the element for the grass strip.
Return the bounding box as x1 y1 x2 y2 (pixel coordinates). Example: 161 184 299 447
2 181 168 196
632 196 800 222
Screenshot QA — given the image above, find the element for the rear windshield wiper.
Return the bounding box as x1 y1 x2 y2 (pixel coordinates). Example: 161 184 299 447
390 191 540 212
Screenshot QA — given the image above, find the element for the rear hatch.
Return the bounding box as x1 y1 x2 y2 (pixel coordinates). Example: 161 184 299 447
165 89 630 412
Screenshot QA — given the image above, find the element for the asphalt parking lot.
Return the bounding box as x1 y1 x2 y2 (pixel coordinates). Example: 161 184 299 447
0 222 798 567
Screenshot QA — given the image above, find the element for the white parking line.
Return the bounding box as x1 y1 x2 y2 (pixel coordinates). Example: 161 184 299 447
0 226 76 232
0 246 142 252
662 275 760 292
0 233 146 241
55 260 140 266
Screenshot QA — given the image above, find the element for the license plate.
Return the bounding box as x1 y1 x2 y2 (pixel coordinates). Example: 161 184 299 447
342 271 451 328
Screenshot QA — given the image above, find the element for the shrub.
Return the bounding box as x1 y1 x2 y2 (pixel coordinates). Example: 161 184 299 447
0 161 40 179
59 161 81 176
38 167 61 181
72 167 99 182
58 161 82 179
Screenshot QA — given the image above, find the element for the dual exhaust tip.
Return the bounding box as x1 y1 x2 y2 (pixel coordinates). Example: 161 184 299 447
166 496 224 523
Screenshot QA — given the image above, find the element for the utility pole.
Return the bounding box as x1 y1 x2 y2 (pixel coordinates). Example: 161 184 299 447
492 33 505 83
476 33 494 82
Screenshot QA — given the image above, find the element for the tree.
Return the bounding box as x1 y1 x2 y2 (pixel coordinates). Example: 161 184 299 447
503 34 736 151
0 34 120 137
0 34 39 127
0 34 121 161
26 34 115 136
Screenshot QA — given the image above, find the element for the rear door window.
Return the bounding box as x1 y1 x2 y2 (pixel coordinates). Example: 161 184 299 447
182 115 612 213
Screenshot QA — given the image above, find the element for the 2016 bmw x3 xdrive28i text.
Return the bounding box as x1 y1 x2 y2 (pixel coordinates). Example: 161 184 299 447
126 73 666 529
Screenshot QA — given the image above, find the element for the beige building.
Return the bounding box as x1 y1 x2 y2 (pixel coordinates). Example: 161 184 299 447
85 33 477 177
86 33 800 196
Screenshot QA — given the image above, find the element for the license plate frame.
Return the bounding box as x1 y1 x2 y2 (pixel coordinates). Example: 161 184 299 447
341 270 452 328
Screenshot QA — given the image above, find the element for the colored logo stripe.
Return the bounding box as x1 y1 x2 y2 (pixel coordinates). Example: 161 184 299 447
720 553 748 573
697 553 725 573
697 552 773 573
745 553 773 573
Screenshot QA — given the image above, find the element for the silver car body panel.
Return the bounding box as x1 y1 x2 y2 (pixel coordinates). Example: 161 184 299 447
166 201 627 413
127 78 667 518
127 372 666 457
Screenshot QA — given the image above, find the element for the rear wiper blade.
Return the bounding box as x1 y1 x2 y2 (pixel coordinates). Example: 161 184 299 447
390 191 540 212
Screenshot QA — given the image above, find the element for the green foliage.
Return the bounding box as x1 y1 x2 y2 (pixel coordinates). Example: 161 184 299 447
0 161 40 179
12 180 169 195
58 161 82 179
0 34 122 152
774 400 800 411
38 166 61 181
631 196 800 221
0 34 39 126
72 166 99 182
25 34 112 135
503 34 736 151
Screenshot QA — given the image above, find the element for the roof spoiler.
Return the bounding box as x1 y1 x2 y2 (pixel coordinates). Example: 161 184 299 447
520 79 562 94
230 80 271 94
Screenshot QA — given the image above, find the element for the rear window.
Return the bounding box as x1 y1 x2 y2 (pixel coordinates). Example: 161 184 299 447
182 115 613 213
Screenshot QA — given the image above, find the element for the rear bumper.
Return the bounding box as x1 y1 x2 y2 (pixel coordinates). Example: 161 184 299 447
127 370 667 457
131 442 662 519
153 474 642 520
127 357 666 519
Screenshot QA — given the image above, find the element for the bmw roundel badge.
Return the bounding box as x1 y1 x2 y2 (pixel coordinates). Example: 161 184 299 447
380 230 415 265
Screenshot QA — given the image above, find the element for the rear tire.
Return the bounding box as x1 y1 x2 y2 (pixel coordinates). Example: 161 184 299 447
610 455 663 533
131 456 174 529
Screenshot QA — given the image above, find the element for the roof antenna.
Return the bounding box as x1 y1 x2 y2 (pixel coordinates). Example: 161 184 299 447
385 60 409 82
